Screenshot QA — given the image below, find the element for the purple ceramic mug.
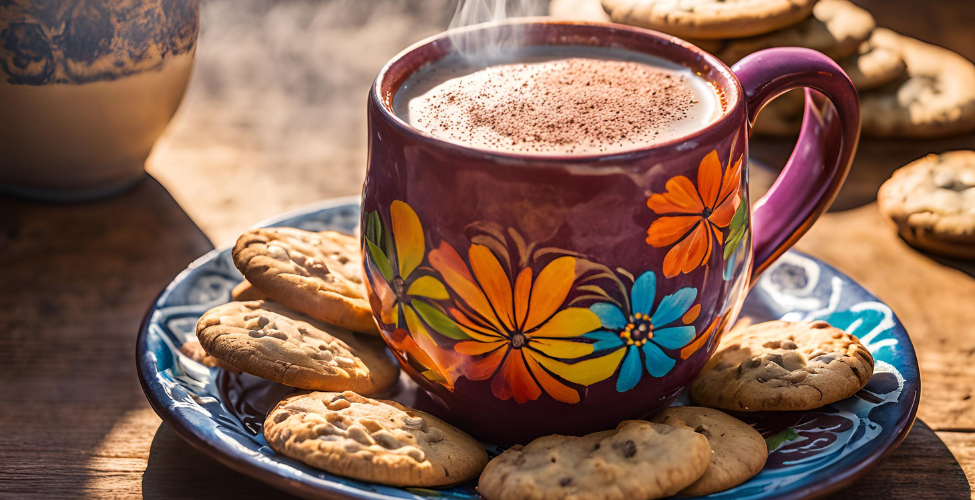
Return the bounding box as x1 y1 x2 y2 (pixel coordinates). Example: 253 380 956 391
361 20 858 444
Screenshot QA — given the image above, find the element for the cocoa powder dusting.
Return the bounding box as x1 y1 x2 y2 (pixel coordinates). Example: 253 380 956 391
410 58 706 154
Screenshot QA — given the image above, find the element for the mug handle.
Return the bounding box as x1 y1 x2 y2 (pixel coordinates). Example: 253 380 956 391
732 48 860 283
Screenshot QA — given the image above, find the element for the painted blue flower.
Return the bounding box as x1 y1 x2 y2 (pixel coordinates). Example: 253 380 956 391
584 271 698 392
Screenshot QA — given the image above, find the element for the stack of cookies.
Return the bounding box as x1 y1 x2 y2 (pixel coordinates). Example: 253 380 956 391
180 226 879 496
477 319 875 499
181 227 490 487
550 0 975 139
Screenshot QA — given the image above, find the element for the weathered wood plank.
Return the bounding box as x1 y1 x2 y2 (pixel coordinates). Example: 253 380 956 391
940 432 975 496
0 178 213 499
828 424 974 499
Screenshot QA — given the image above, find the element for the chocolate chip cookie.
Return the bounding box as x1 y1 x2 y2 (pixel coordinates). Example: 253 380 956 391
233 227 378 335
231 280 267 301
196 301 398 394
878 151 975 259
478 420 711 500
712 0 874 65
600 0 819 40
840 28 906 91
690 320 874 411
264 391 488 486
651 406 767 495
860 33 975 138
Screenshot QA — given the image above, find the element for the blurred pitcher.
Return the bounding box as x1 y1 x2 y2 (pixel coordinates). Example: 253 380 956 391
0 0 199 201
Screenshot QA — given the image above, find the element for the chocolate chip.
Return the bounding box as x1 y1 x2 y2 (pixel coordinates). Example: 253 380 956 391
560 477 572 486
613 439 637 458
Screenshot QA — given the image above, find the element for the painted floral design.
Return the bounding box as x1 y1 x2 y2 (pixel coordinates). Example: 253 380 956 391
584 271 698 392
0 0 199 85
428 241 613 404
364 201 466 389
647 150 743 278
147 203 919 500
362 182 745 402
723 202 749 281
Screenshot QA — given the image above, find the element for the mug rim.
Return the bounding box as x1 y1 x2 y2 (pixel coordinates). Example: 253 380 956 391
370 18 745 164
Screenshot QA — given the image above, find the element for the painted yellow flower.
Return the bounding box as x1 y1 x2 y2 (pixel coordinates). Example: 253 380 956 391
429 242 622 404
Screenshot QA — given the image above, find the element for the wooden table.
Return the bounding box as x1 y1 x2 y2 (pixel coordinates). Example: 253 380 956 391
1 0 973 498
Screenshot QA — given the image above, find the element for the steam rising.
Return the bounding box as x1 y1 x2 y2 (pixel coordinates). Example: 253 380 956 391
447 0 546 57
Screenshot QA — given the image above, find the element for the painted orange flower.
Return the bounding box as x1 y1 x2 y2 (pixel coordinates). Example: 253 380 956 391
646 150 743 278
429 242 617 404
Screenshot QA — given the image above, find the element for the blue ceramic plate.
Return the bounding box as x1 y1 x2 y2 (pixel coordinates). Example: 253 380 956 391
137 198 920 500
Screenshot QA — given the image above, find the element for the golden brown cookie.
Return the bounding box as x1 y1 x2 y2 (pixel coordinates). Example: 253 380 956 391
196 301 398 394
478 420 711 500
549 0 611 22
753 30 904 137
878 151 975 259
233 228 378 335
711 0 874 65
860 33 975 138
839 28 906 91
264 391 488 487
549 0 723 65
231 280 268 301
547 0 731 72
600 0 819 40
651 406 768 496
690 320 874 411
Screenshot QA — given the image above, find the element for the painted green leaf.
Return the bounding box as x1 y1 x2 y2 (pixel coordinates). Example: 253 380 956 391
382 214 396 263
765 427 801 452
366 238 393 282
366 211 382 246
728 201 747 234
412 300 471 340
723 203 749 260
724 228 746 260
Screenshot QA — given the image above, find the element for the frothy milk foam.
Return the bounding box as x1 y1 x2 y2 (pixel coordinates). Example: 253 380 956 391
393 45 722 155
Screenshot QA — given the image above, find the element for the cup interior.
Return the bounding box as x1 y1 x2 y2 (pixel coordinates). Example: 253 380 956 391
373 19 742 159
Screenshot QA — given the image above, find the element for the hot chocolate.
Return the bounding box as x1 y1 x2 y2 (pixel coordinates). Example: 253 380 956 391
393 45 722 155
